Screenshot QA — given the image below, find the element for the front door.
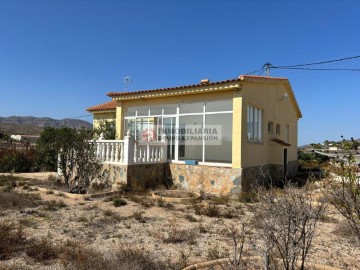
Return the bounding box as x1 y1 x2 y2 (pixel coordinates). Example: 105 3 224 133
283 148 288 180
162 117 176 160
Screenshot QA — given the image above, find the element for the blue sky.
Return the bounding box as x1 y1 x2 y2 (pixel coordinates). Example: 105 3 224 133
0 0 359 145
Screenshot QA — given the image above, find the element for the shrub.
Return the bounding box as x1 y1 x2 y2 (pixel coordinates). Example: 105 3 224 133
113 197 127 207
163 219 197 245
203 203 221 218
255 186 326 270
60 241 108 270
127 195 155 208
207 244 228 260
37 127 102 190
113 247 170 270
209 194 231 205
0 222 26 260
59 241 170 270
0 148 36 173
237 190 258 203
26 238 59 262
326 156 360 244
0 191 42 210
42 200 67 211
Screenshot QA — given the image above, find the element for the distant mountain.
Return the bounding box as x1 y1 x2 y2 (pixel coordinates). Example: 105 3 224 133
0 116 92 132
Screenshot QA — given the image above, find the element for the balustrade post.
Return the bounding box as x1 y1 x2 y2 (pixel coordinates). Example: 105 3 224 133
105 143 110 162
124 132 134 165
110 142 115 162
161 133 167 162
114 143 119 163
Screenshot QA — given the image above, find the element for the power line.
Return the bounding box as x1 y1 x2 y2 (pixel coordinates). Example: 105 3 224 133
275 55 360 68
246 68 264 75
272 66 360 72
66 114 92 119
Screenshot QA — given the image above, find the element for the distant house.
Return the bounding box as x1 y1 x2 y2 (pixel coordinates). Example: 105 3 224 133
87 100 116 129
86 75 302 194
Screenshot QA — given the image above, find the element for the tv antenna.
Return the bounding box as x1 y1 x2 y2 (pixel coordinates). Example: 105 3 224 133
124 76 133 91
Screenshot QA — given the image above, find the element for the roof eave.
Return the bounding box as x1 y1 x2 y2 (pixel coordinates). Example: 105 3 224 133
108 82 242 101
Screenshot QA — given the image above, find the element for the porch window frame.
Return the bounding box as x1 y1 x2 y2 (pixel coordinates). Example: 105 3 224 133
124 99 233 164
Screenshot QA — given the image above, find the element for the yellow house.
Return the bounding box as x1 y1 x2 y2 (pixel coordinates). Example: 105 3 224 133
86 75 302 194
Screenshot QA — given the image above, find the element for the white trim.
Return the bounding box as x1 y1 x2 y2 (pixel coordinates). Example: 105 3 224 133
169 160 232 168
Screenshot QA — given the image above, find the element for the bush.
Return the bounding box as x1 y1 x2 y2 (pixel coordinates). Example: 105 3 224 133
26 238 59 262
163 219 197 245
0 222 26 260
113 197 127 207
0 191 42 210
326 156 360 244
42 200 67 211
255 186 326 270
0 148 37 173
60 240 170 270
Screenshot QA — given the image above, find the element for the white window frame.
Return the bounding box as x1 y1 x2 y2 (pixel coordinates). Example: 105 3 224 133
124 100 233 164
247 105 263 142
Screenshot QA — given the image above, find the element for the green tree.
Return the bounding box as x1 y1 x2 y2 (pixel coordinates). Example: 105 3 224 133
37 127 102 190
94 120 116 140
36 127 58 171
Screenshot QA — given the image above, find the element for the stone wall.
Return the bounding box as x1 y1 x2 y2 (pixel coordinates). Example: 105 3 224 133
103 160 298 193
103 163 167 190
168 164 242 194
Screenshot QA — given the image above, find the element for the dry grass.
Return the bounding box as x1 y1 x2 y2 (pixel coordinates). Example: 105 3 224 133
0 191 42 210
127 195 155 207
0 222 26 260
41 200 67 211
26 238 59 262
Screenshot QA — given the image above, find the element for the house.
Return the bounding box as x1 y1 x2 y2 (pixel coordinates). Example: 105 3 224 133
86 75 302 194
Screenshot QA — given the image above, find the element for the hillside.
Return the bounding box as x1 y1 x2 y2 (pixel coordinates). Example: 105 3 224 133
0 116 92 136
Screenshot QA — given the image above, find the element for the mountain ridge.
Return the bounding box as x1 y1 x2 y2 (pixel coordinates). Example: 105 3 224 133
0 116 92 134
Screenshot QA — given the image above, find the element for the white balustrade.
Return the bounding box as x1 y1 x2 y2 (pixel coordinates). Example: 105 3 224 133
93 135 167 165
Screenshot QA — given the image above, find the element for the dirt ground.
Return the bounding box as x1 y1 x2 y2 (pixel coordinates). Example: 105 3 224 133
0 176 359 270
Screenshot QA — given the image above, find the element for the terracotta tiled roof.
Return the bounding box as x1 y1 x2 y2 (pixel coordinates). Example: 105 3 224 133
103 75 301 118
86 100 116 112
107 75 289 97
107 78 238 97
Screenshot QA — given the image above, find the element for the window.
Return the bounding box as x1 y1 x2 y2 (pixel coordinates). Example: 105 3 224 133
179 102 203 114
125 107 136 117
247 105 263 142
137 106 149 116
204 114 232 163
276 124 281 135
150 105 162 115
206 99 232 112
163 104 177 115
124 99 233 163
268 121 273 134
178 115 203 161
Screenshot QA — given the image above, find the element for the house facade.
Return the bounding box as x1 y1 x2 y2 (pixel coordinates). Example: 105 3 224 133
87 75 302 194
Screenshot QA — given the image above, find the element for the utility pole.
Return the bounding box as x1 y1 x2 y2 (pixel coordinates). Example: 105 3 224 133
263 63 272 77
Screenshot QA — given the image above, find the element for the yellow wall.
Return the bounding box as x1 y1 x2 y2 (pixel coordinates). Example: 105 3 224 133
240 82 299 168
115 101 124 139
93 112 116 129
232 91 242 168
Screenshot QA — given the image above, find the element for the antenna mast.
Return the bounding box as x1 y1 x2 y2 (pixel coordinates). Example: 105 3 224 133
124 76 133 91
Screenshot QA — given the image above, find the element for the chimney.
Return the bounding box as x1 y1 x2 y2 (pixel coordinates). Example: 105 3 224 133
200 79 210 84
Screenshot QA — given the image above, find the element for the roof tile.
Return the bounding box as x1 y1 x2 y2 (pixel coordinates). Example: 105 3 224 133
86 100 116 112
